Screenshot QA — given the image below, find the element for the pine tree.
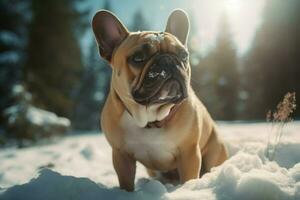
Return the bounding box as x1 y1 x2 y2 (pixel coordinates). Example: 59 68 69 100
72 0 112 130
192 14 239 120
72 41 111 130
0 0 29 125
24 0 86 118
243 0 300 119
213 15 239 120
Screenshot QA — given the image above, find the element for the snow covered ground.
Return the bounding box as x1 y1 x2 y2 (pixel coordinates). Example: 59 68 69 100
0 121 300 200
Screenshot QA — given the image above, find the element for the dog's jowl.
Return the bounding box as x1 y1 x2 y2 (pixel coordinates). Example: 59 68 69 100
92 9 228 191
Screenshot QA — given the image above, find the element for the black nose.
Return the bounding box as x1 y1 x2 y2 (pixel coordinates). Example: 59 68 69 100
145 54 176 82
156 54 176 68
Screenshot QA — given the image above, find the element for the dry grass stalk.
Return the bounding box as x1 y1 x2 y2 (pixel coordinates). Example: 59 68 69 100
265 92 296 161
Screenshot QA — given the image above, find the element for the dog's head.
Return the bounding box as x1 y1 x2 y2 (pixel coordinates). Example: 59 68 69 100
92 9 191 127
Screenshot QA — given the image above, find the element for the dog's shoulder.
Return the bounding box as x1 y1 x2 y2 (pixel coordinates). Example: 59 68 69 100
100 90 125 148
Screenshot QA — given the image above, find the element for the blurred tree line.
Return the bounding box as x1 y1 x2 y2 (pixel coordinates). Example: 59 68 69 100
24 0 87 119
0 0 152 141
191 0 300 120
191 14 239 120
0 0 299 142
242 0 300 119
0 0 28 126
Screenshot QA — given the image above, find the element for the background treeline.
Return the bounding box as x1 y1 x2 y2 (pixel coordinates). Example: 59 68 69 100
0 0 299 142
191 0 300 120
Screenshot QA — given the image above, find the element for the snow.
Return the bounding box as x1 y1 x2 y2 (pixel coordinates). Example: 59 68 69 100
0 122 300 200
0 31 21 47
0 51 20 64
148 70 167 79
4 84 70 128
145 33 165 43
4 105 70 127
26 106 70 127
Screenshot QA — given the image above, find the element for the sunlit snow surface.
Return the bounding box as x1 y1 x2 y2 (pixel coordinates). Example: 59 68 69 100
0 122 300 200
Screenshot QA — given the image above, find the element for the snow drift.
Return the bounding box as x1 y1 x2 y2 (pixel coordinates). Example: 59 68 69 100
0 122 299 200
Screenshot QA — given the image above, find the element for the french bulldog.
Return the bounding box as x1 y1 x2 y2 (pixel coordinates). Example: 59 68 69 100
92 9 228 191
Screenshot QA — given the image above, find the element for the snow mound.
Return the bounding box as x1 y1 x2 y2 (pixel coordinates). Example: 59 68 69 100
0 122 299 200
0 169 167 200
2 84 70 143
5 105 70 127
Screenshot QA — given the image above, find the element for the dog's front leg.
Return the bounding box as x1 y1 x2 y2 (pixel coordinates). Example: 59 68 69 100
112 148 136 191
177 144 201 183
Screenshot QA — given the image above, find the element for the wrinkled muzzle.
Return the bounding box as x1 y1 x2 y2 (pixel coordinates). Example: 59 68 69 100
132 54 188 105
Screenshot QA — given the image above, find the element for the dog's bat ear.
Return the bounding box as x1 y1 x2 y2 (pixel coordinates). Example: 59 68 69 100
165 9 190 46
92 10 129 62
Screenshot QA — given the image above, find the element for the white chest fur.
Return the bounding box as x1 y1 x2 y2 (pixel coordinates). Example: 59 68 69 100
120 111 178 169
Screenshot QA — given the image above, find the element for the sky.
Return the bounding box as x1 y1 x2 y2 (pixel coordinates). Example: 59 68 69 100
83 0 266 57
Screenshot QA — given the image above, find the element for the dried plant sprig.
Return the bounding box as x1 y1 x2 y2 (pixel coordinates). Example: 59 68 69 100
266 110 272 122
265 92 296 161
272 92 296 122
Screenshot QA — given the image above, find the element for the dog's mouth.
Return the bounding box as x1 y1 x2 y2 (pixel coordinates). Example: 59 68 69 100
132 78 186 105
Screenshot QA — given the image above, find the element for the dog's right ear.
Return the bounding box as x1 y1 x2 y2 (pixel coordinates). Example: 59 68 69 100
92 10 129 62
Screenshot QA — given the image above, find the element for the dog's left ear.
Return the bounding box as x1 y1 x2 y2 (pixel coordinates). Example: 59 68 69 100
165 9 190 46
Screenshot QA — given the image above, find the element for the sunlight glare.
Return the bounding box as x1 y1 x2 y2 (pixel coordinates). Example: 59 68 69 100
190 0 265 55
224 0 241 15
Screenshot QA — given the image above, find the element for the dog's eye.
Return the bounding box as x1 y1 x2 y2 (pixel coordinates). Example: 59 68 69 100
179 49 189 62
131 51 146 63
